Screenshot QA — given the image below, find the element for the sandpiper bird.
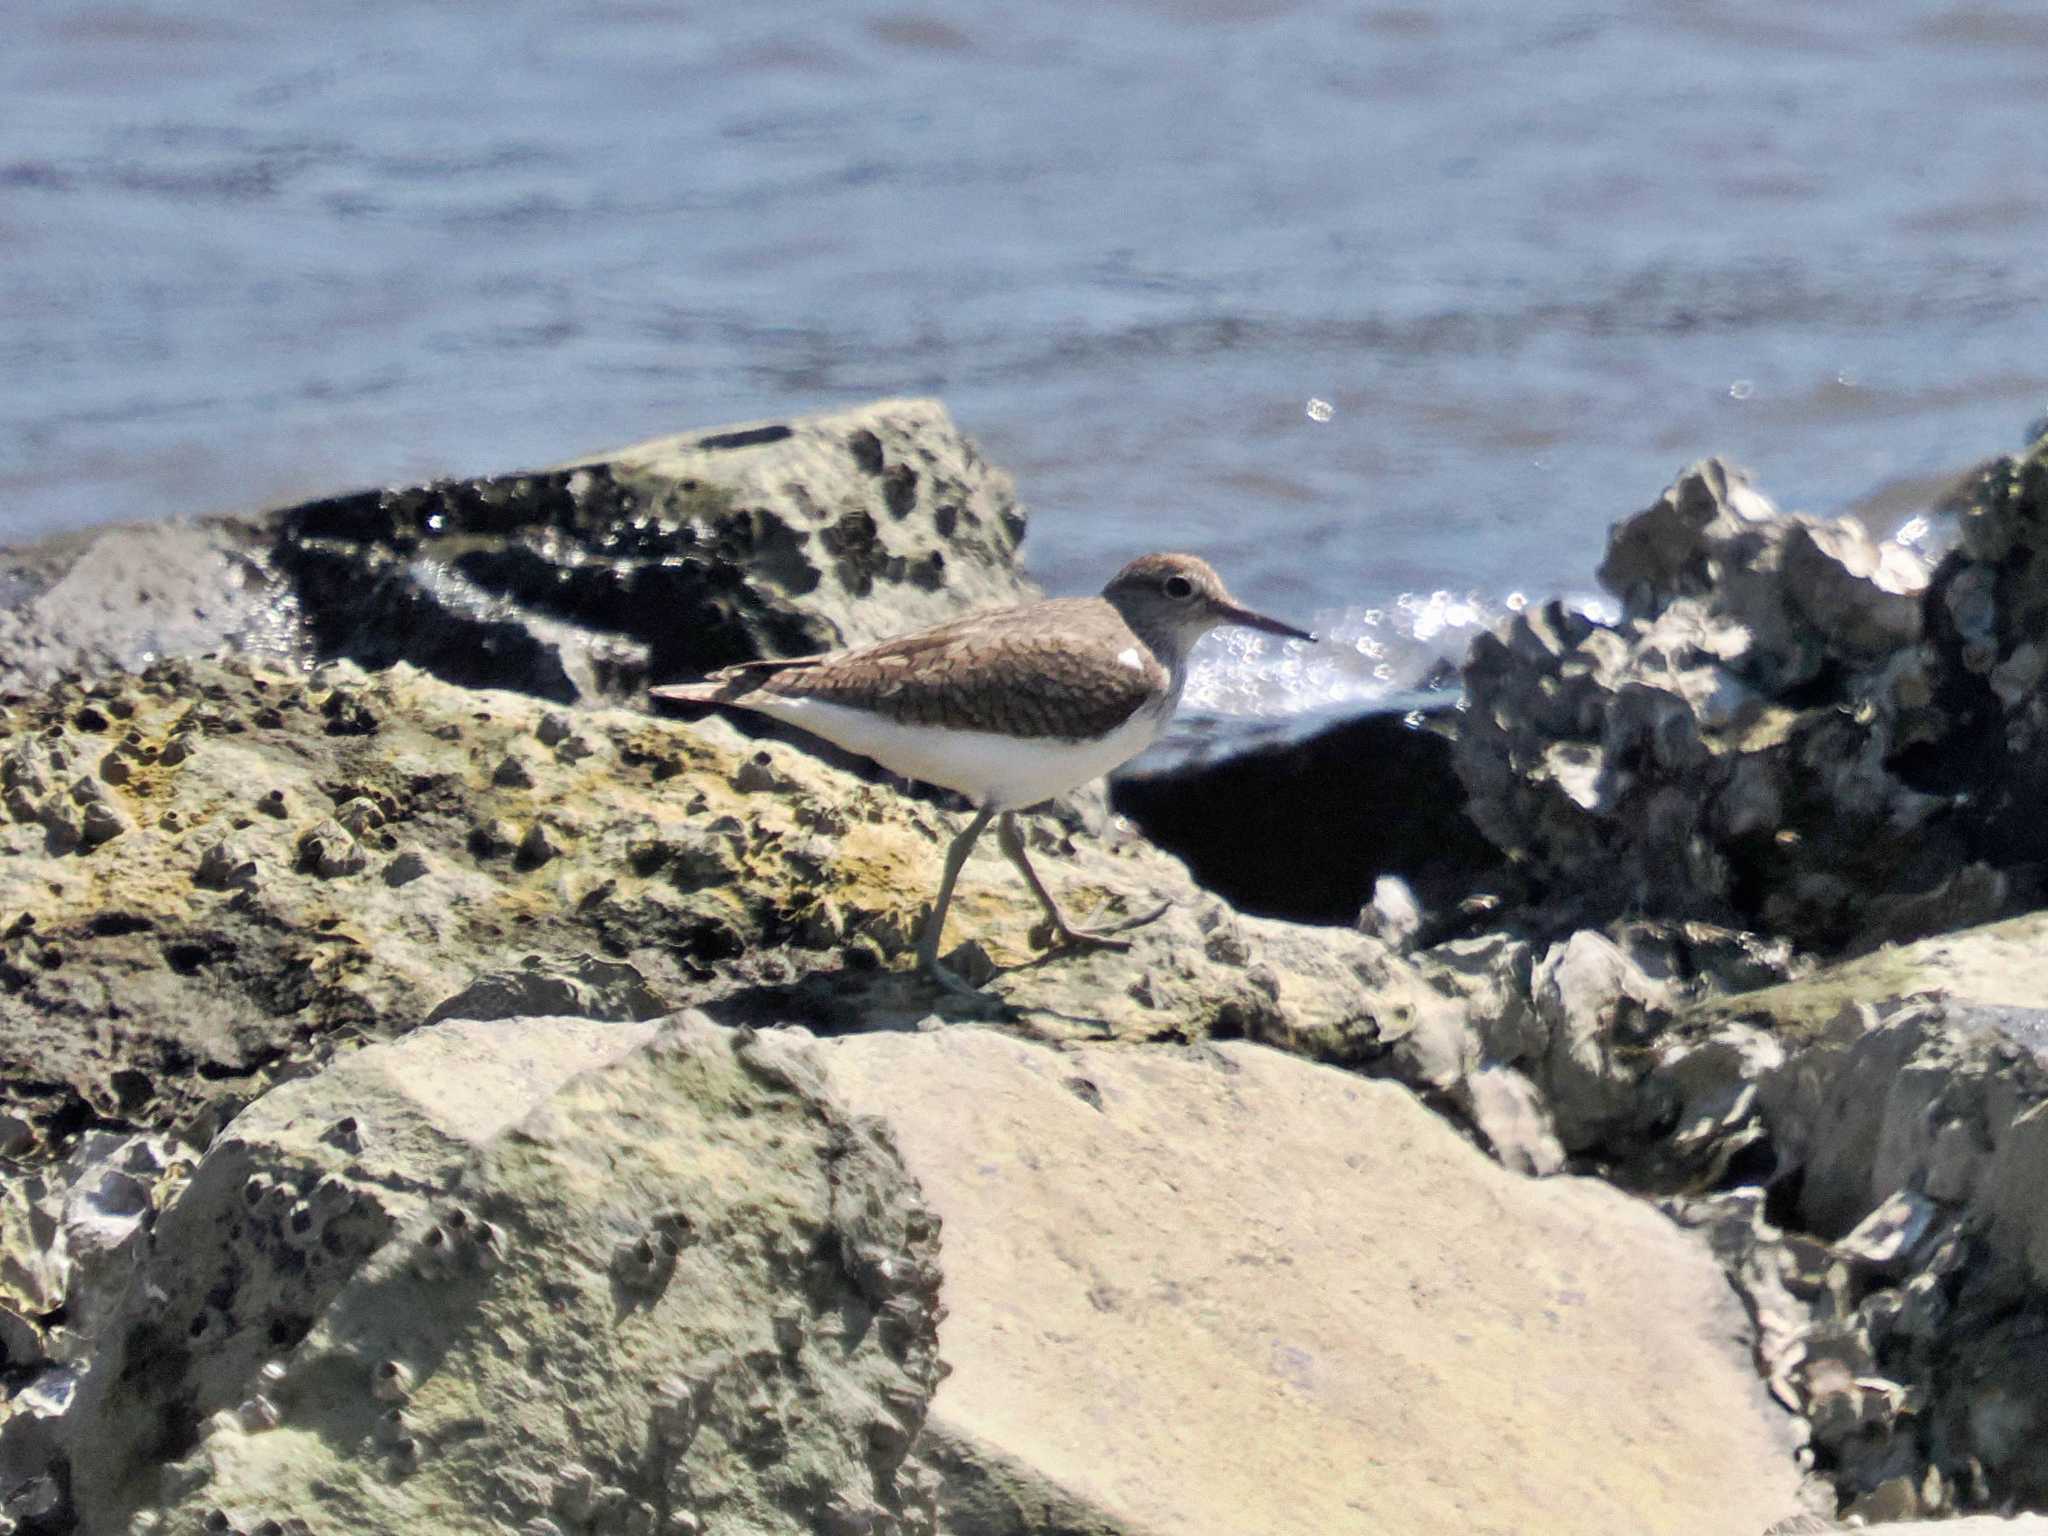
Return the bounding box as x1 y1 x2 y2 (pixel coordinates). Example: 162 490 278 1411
650 552 1313 993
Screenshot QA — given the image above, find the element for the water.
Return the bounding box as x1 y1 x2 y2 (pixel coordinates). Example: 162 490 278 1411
6 0 2047 721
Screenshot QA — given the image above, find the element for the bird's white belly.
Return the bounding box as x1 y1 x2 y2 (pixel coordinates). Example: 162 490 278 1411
747 695 1166 808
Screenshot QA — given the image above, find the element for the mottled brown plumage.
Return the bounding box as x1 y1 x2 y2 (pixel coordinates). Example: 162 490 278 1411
650 551 1313 996
673 596 1171 739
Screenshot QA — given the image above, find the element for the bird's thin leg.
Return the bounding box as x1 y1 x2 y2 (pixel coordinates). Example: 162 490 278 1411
918 806 996 995
997 811 1170 952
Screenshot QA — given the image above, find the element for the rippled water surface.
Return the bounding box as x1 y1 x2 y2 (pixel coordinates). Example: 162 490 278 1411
6 1 2048 716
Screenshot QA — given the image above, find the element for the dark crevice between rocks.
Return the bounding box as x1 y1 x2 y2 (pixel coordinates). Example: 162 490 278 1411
698 970 1012 1037
697 424 793 452
1110 706 1508 931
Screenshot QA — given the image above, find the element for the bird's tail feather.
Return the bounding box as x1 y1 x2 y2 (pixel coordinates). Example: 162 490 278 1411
647 681 726 704
649 657 799 707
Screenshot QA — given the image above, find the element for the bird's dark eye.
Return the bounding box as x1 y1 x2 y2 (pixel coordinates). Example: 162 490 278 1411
1163 575 1196 600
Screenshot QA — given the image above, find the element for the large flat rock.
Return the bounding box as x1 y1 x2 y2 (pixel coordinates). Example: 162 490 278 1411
819 1028 1809 1536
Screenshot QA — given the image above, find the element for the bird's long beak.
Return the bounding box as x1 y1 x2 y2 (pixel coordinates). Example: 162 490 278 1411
1219 600 1316 643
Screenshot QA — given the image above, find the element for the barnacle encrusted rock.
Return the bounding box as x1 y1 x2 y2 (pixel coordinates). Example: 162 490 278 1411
51 1013 943 1536
1456 429 2048 954
0 653 1454 1175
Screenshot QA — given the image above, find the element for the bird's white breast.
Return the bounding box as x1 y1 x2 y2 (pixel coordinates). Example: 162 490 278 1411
743 694 1168 809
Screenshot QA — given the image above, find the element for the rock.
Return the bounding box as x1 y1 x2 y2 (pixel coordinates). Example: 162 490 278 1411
41 1013 942 1536
1452 453 2029 951
0 652 1467 1220
1110 704 1505 928
493 752 537 789
294 818 367 878
423 954 669 1026
0 1114 31 1160
278 398 1030 703
0 400 1030 713
1636 913 2048 1512
817 1028 1807 1536
1459 1064 1566 1176
194 839 261 892
1357 873 1423 951
516 818 564 867
0 1128 182 1473
1529 928 1676 1151
0 519 289 695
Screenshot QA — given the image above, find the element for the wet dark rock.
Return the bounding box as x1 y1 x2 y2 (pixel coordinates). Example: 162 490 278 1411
0 401 1028 714
273 400 1030 705
1111 704 1507 929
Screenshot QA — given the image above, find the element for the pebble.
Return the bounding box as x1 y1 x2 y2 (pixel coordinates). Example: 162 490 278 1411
733 751 791 794
296 820 368 879
469 818 520 859
493 754 537 789
518 822 563 867
0 1111 34 1158
334 796 386 836
196 841 261 892
79 799 129 848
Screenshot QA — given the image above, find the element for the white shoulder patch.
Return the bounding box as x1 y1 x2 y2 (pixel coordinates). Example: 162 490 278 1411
1116 646 1145 672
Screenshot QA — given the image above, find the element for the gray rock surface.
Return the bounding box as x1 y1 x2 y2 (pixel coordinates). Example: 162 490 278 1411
1637 913 2048 1518
1454 432 2048 952
4 1010 1830 1536
0 518 294 695
819 1027 1809 1536
40 1012 943 1536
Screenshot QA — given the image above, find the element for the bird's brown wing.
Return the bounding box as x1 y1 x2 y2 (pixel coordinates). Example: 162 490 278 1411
741 598 1170 739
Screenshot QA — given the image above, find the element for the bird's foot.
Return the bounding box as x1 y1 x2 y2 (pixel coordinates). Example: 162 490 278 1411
1034 898 1173 953
922 959 990 998
919 939 1001 1001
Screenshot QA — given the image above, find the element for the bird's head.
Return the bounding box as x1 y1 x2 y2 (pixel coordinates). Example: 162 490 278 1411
1102 552 1315 651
